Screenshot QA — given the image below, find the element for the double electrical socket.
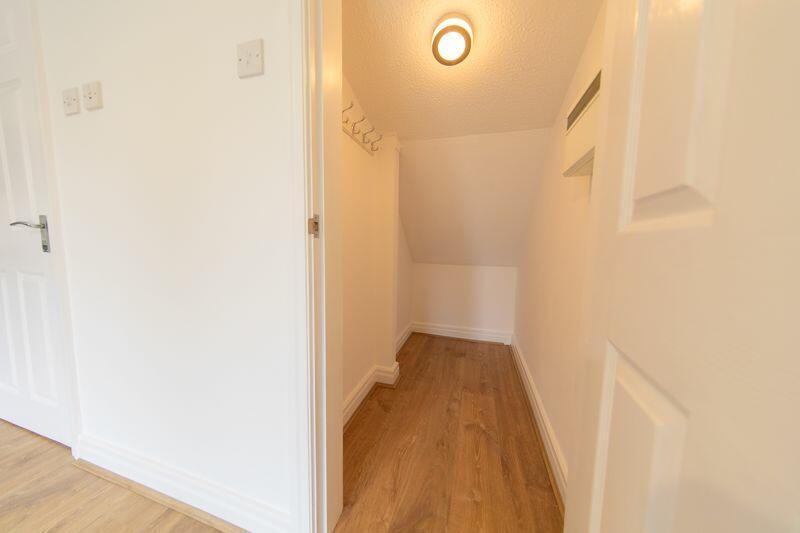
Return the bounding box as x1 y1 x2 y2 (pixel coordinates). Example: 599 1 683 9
62 81 103 116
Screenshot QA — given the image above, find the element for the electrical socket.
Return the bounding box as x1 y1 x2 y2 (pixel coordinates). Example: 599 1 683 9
82 81 103 111
62 87 80 116
237 39 264 78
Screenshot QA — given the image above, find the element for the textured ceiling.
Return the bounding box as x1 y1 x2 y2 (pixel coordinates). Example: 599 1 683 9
400 129 550 266
343 0 602 140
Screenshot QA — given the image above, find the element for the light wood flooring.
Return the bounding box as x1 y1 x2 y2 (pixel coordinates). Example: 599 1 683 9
335 333 563 533
0 419 218 532
1 334 562 532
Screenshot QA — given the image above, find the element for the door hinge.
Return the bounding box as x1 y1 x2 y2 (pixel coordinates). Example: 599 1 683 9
308 215 320 238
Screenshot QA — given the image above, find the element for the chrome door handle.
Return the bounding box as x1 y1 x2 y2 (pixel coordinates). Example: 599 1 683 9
9 215 50 253
10 220 45 229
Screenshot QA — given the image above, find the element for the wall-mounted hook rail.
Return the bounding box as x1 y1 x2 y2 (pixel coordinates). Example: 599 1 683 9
340 98 381 155
361 126 375 143
351 115 366 134
342 101 354 124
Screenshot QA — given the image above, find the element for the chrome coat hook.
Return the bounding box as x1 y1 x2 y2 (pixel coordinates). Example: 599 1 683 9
342 101 354 124
361 126 375 143
351 115 366 134
370 134 383 152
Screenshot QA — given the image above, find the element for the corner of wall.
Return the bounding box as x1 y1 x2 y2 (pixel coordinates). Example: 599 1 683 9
395 323 413 353
342 361 400 425
509 336 569 502
509 0 608 515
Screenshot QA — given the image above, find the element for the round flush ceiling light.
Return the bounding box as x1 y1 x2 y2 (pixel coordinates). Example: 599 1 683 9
432 14 473 66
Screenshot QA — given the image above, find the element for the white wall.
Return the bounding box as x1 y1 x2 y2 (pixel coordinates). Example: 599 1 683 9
36 1 309 530
412 264 516 344
395 223 413 346
512 3 606 493
398 130 547 347
341 79 399 412
400 129 549 266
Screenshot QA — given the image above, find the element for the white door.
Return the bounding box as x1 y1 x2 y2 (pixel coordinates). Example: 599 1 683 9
0 0 73 445
567 1 800 533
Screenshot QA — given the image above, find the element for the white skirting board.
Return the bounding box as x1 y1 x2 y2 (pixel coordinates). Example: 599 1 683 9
395 323 413 353
342 361 400 425
411 322 512 345
73 434 291 532
509 338 568 499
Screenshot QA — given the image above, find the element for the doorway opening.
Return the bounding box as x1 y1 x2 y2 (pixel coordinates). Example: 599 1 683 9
321 1 607 530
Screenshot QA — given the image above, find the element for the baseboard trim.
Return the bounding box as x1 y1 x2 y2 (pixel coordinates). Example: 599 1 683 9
509 338 568 511
74 434 291 532
342 361 400 425
395 323 413 353
412 322 512 345
74 459 245 532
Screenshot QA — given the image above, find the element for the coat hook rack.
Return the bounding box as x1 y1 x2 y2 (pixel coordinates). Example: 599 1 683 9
361 126 375 143
342 101 354 124
341 99 381 155
351 115 366 135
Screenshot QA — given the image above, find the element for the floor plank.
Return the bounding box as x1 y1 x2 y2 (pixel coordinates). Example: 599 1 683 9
335 333 564 533
0 419 219 532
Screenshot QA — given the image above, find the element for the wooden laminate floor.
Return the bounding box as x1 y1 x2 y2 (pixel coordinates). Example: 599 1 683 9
0 420 218 532
335 333 563 533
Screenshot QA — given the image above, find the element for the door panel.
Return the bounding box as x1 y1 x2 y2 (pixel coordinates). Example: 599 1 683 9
1 80 37 221
0 0 72 444
0 271 17 390
568 0 800 532
630 0 704 203
17 272 57 404
600 353 687 533
620 0 734 228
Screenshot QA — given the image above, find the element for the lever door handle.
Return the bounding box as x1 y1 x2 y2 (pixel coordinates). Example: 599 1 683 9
10 220 45 229
9 215 50 253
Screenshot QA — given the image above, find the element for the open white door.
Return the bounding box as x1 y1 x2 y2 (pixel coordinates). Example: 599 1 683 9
567 1 800 532
0 0 73 445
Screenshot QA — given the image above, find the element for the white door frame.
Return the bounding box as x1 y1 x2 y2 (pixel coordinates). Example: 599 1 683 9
300 0 344 531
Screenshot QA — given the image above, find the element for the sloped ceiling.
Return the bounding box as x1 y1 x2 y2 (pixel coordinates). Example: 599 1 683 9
400 129 550 266
343 0 602 140
344 0 601 268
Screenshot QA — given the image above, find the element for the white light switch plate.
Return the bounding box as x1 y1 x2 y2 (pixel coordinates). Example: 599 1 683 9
237 39 264 78
82 81 103 110
62 88 80 116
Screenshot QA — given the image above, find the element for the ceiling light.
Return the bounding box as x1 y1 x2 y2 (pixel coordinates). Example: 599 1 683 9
432 15 473 66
